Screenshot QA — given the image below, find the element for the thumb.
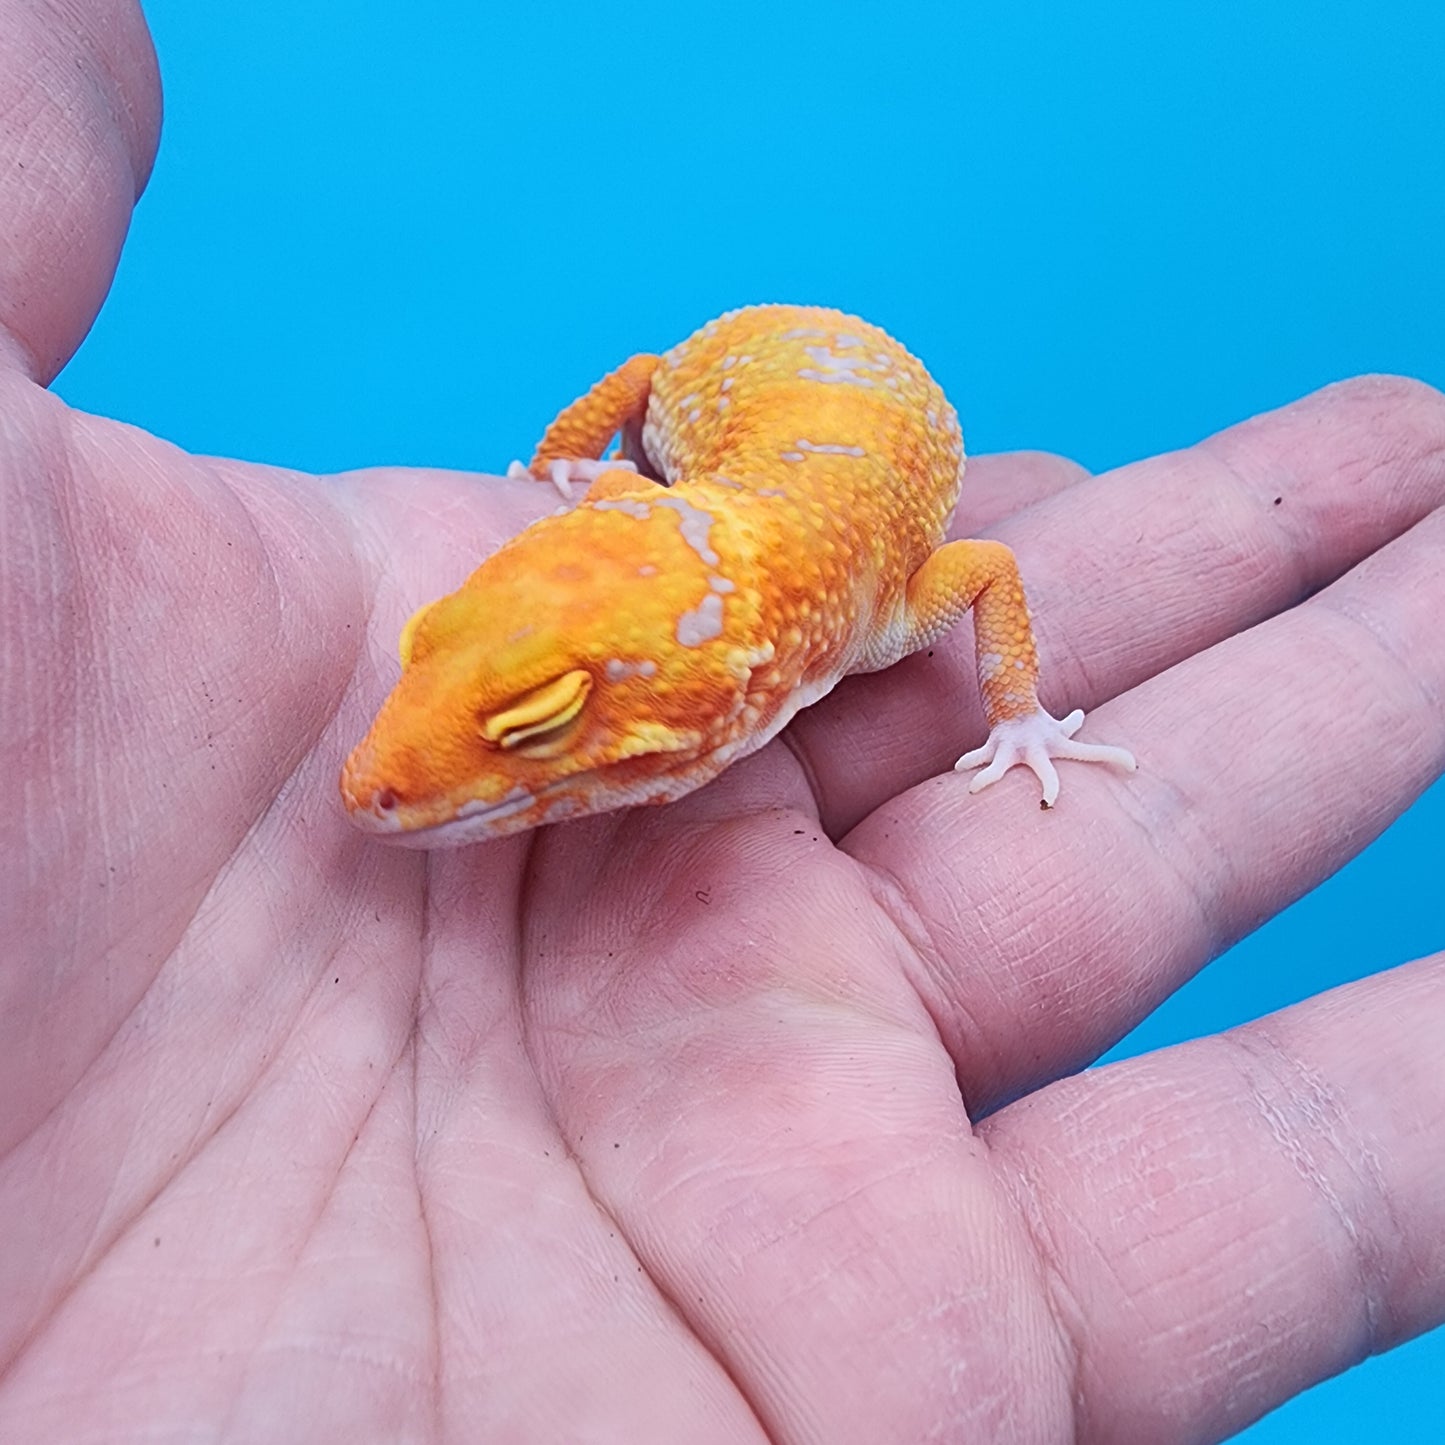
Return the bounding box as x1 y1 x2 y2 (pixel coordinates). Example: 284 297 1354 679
0 0 160 381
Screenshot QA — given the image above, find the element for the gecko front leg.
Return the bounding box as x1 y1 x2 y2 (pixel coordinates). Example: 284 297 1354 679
902 539 1137 806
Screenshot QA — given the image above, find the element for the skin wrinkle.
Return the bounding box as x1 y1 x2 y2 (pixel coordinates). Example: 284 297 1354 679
331 470 457 603
852 851 1002 1118
67 1041 162 1267
185 456 288 649
0 807 410 1377
0 322 31 374
974 1133 1091 1445
987 1100 1254 1444
192 456 361 754
738 1142 965 1260
0 3 153 381
973 954 1445 1445
45 0 161 190
213 1066 415 1441
859 783 1205 1117
1316 550 1445 720
509 896 772 1440
24 382 93 766
776 725 826 830
409 868 448 1438
1323 386 1442 509
246 1333 434 1398
506 840 1012 1440
545 1123 777 1444
2 998 265 1386
1218 1025 1395 1356
1201 381 1445 589
1190 442 1331 605
3 834 218 1164
1117 381 1440 693
51 422 357 984
1121 762 1243 967
408 908 739 1432
1292 585 1445 788
1157 452 1311 632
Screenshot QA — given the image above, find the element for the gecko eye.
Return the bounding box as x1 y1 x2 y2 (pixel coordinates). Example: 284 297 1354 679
481 670 592 752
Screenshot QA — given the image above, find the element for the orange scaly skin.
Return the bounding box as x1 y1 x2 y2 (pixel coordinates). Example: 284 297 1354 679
341 304 1135 846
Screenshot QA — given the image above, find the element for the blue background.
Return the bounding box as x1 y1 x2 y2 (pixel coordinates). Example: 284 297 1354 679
56 2 1443 1437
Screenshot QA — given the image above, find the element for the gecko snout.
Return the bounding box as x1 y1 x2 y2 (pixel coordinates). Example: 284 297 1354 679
339 742 401 831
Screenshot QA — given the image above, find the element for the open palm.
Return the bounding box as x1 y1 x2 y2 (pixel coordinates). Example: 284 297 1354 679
4 4 1443 1441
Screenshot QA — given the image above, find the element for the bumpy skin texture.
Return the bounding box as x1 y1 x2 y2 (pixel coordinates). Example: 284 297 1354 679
342 305 1132 844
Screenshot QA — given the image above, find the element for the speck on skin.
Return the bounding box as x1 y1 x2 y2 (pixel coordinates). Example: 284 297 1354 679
655 494 721 565
595 498 652 521
676 592 725 646
799 367 875 387
797 439 866 457
605 658 659 680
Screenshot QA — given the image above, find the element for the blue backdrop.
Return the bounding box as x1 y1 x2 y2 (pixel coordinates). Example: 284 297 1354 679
56 3 1443 1437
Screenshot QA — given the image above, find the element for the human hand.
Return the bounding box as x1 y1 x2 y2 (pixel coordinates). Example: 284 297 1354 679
3 3 1443 1440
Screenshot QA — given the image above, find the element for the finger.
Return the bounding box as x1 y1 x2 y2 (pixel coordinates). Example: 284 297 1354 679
980 950 1445 1443
954 449 1089 532
409 858 768 1442
0 395 364 1151
798 375 1445 835
523 817 1072 1445
845 478 1445 1114
0 0 160 380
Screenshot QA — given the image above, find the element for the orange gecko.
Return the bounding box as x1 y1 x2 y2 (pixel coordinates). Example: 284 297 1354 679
341 304 1135 846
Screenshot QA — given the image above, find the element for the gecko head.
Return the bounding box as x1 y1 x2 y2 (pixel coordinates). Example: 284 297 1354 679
340 504 752 847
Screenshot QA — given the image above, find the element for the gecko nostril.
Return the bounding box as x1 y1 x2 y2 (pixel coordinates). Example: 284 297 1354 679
374 788 398 813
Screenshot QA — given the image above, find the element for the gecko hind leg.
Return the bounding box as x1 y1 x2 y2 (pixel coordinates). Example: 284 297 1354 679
901 539 1136 807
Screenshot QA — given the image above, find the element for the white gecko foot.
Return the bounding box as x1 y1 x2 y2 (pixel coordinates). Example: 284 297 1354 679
955 708 1137 808
506 457 638 501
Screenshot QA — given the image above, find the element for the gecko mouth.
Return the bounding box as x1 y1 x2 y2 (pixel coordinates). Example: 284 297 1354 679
346 751 717 848
342 730 722 849
346 782 554 848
